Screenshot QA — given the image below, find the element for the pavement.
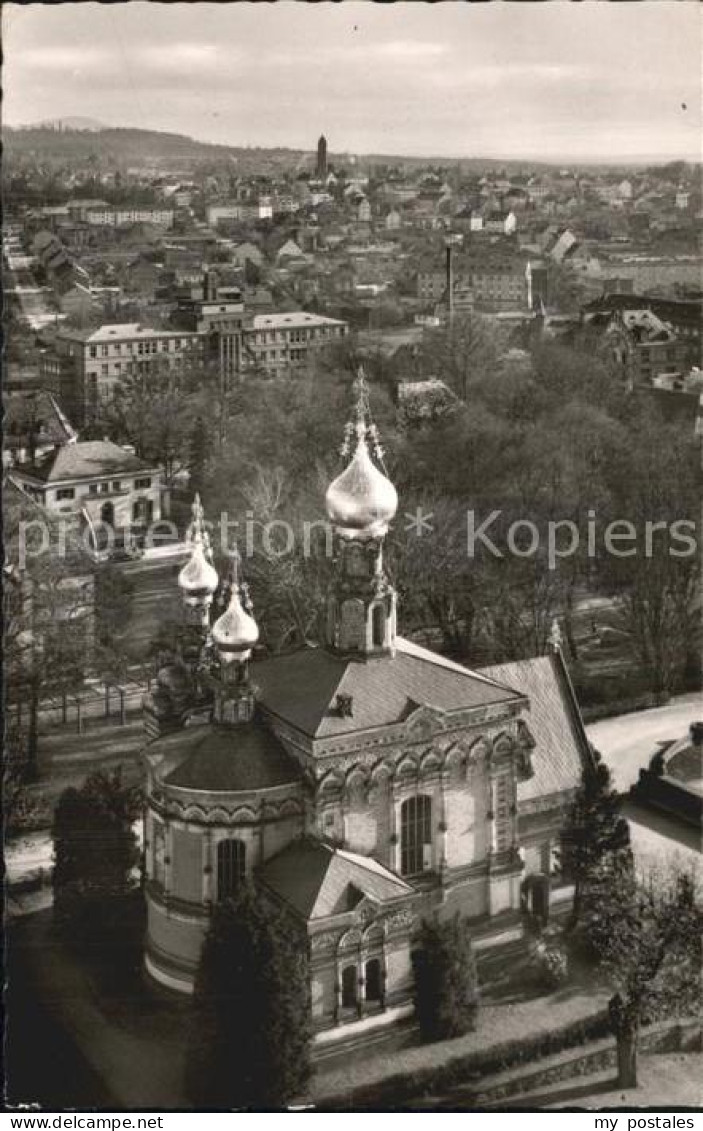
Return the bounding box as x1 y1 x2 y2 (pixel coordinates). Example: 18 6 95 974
587 692 702 793
587 692 702 874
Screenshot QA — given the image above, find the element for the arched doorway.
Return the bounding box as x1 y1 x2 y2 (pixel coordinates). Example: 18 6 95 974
100 501 115 527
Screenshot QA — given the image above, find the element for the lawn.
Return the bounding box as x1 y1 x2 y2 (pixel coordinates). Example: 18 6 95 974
540 1053 703 1110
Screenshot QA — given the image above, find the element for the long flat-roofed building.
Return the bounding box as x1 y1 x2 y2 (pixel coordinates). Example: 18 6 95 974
42 323 206 425
244 311 347 373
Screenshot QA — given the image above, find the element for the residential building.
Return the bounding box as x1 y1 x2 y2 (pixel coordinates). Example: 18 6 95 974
206 204 243 227
603 255 703 294
584 291 702 370
10 440 163 538
42 323 206 424
84 207 175 229
245 312 347 373
602 308 690 387
418 257 528 312
484 210 517 235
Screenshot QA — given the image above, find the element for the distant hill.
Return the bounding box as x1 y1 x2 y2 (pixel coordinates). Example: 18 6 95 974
5 122 691 175
4 125 309 171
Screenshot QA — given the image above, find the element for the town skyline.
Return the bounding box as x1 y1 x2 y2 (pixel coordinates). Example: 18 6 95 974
4 2 701 163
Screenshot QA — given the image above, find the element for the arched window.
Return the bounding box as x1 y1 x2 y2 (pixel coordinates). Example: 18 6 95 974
365 958 382 1003
400 795 432 876
341 964 357 1008
217 838 246 901
372 603 385 648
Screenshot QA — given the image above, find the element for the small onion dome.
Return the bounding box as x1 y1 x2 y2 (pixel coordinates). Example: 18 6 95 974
178 540 219 602
211 586 259 663
326 440 398 539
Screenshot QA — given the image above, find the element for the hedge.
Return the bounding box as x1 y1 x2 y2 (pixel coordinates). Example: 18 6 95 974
320 1009 612 1110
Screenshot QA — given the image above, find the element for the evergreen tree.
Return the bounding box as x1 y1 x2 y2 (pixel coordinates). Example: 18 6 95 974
562 747 632 930
412 913 479 1043
52 769 142 961
187 884 312 1109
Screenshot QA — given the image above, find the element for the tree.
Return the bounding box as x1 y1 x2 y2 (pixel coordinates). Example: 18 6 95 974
105 362 210 492
412 914 480 1043
562 748 632 930
95 562 135 649
4 549 92 783
419 313 507 402
187 884 312 1109
598 410 701 699
585 864 701 1088
188 414 210 499
52 769 142 963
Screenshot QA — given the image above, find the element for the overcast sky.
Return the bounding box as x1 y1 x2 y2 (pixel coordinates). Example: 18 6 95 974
3 2 701 162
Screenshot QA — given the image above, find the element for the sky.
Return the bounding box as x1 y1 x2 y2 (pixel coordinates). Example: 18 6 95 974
3 2 701 163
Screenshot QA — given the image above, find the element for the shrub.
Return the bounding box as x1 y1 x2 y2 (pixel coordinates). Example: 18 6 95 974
412 914 479 1043
531 942 570 991
321 1009 613 1110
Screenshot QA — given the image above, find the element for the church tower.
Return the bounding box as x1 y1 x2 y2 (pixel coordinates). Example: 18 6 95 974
208 547 260 725
316 134 328 180
325 373 398 658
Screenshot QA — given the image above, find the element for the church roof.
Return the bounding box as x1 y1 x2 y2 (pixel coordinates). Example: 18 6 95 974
255 636 522 740
260 839 413 920
146 721 302 794
478 652 590 803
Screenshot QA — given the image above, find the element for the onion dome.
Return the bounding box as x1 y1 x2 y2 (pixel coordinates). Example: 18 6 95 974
178 494 218 603
326 438 398 539
178 540 219 602
325 370 398 539
211 550 259 663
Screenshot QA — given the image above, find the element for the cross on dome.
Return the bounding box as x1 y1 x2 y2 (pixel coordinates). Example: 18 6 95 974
185 492 213 558
178 493 218 601
340 368 385 464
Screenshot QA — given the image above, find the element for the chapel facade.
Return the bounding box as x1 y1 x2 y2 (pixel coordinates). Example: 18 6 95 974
141 376 591 1041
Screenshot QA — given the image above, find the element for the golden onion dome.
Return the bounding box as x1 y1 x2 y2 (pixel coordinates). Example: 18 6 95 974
211 586 259 662
326 439 398 539
178 540 219 600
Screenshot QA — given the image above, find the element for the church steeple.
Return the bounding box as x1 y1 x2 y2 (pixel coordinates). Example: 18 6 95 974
324 372 398 657
209 547 259 724
177 493 219 630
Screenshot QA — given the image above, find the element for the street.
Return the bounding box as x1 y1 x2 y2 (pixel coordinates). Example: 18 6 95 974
587 692 702 874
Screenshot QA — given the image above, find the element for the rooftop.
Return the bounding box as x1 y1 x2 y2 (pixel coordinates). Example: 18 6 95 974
57 323 197 343
146 721 302 795
478 652 590 804
260 839 413 921
17 440 158 484
255 636 522 741
252 312 346 330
